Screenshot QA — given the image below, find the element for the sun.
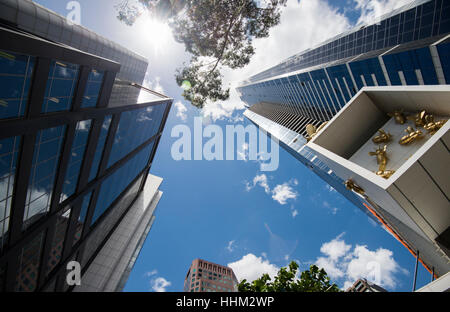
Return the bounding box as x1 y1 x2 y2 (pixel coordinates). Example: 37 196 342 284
134 14 172 55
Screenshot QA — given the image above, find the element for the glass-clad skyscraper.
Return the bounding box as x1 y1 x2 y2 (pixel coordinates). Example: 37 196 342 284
0 0 171 291
238 0 450 279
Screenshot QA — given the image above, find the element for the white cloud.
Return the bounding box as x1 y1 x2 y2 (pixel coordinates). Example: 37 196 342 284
271 183 298 205
246 173 299 206
174 101 188 121
291 206 299 218
226 240 236 252
246 173 271 194
151 277 172 292
314 233 407 290
354 0 416 26
228 253 279 282
145 269 172 292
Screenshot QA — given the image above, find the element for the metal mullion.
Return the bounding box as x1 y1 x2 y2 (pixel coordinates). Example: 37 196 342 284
292 82 314 120
71 66 91 111
97 71 117 108
287 80 308 118
96 113 120 177
75 118 103 191
295 76 320 121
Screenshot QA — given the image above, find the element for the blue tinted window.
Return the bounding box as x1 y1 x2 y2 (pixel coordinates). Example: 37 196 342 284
91 141 154 225
437 42 450 83
107 104 166 167
47 206 71 274
24 125 66 229
42 61 79 113
60 120 92 202
81 69 104 108
0 136 21 250
88 115 112 182
0 50 35 119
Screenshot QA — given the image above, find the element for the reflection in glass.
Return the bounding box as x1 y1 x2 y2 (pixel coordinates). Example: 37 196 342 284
0 49 35 119
107 104 166 167
41 60 79 113
47 207 71 275
60 120 92 202
81 69 104 108
92 141 154 225
88 116 112 182
0 136 21 250
15 231 44 292
23 126 66 229
73 191 92 246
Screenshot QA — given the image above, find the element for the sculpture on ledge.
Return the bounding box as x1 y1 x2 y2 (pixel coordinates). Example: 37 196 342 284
344 179 365 195
407 110 428 127
369 145 389 172
388 110 406 124
423 116 447 135
399 126 423 145
375 170 395 179
305 121 328 142
372 129 392 144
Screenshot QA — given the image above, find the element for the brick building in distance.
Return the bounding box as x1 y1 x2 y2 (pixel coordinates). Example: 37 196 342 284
183 259 238 292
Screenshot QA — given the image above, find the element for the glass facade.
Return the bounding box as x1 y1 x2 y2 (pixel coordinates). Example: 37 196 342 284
15 231 45 292
107 103 166 167
42 60 79 113
81 69 104 108
245 0 450 83
60 120 92 202
0 3 171 292
0 50 35 119
0 136 21 250
92 141 154 225
24 125 66 229
72 191 92 246
88 115 112 182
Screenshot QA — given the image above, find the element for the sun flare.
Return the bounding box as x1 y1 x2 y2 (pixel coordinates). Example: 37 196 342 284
135 15 171 54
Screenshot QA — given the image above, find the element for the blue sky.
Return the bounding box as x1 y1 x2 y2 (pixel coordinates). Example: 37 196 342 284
34 0 434 291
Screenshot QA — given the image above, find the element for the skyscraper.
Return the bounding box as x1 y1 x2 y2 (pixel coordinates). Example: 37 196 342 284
0 0 172 291
184 259 238 292
238 0 450 281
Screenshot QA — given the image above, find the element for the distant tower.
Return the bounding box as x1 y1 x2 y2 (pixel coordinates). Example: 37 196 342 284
184 259 239 292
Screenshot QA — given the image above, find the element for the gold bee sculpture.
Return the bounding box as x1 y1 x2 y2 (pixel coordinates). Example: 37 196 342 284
369 145 389 172
423 115 447 135
305 121 328 142
344 179 365 195
375 170 395 179
399 126 423 145
372 129 392 144
388 110 406 124
407 110 428 127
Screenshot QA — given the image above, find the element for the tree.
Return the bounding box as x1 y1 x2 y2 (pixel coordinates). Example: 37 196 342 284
115 0 287 108
238 261 341 292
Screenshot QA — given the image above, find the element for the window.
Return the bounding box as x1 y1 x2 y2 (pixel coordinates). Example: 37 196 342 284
0 49 35 119
81 69 104 108
47 206 71 274
60 119 92 202
88 115 112 182
42 60 79 113
0 135 21 250
107 103 166 167
91 141 153 225
24 125 66 229
72 191 92 246
15 231 45 291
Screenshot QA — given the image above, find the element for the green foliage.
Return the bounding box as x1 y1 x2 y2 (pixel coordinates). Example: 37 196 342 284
238 261 341 292
116 0 287 108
